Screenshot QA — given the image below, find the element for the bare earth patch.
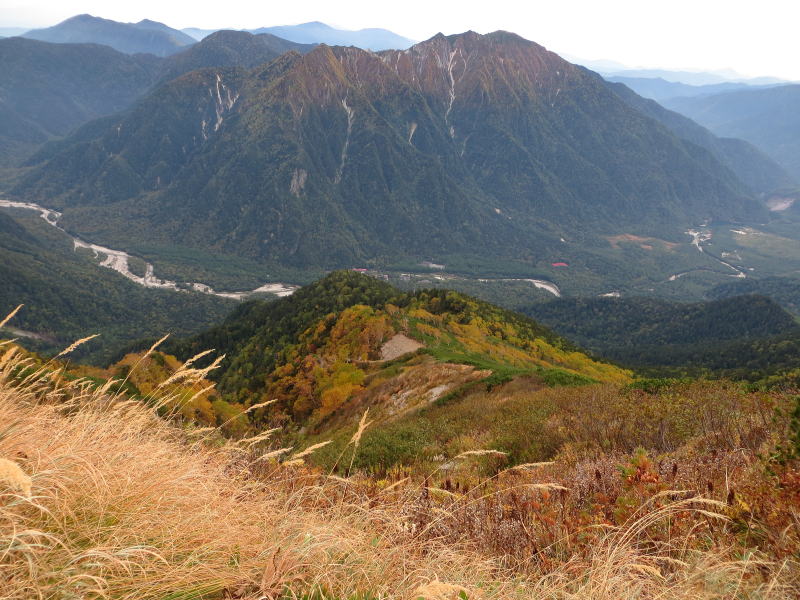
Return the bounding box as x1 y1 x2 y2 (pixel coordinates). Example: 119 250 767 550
380 333 424 361
606 234 678 251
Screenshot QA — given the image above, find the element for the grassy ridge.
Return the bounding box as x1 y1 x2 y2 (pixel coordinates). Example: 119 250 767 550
168 272 629 425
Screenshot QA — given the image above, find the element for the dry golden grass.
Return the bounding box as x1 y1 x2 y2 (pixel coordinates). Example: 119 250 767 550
0 336 795 599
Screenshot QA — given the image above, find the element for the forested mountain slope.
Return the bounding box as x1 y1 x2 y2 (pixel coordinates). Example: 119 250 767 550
167 271 629 428
522 294 800 378
708 276 800 315
0 31 312 168
157 30 314 84
0 37 161 166
11 31 767 272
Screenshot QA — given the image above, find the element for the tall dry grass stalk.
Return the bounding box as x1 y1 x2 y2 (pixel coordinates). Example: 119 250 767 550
0 339 794 599
0 304 23 330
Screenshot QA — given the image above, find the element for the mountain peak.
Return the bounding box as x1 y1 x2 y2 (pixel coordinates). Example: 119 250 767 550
377 28 574 112
62 14 100 24
298 21 334 29
419 30 536 47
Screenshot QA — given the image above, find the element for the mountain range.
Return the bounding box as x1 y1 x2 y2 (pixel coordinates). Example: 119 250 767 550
599 68 787 87
8 31 772 279
249 21 414 50
604 76 773 103
2 15 800 593
12 15 414 56
605 81 796 194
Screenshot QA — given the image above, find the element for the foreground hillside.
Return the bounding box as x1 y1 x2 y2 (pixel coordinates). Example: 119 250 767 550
1 312 798 598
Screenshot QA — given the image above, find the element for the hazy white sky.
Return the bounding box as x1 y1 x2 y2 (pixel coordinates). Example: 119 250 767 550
2 0 799 79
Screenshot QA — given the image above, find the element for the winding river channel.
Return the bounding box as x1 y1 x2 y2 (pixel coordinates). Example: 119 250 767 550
0 199 299 299
668 228 746 281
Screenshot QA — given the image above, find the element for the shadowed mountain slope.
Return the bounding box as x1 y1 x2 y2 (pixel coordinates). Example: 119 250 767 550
606 80 796 193
0 37 161 166
664 85 800 180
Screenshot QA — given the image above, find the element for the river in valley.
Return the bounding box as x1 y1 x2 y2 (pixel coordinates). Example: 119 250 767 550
668 227 746 282
0 199 299 299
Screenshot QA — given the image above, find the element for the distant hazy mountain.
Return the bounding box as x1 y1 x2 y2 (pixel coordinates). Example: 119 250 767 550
0 27 28 37
180 21 414 50
605 76 764 102
250 21 414 50
13 31 764 274
0 37 161 166
606 80 796 193
664 85 800 181
182 28 219 41
23 14 196 56
563 56 629 73
603 68 786 86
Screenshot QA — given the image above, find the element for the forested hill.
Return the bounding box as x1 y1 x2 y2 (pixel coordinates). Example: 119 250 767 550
166 271 628 426
708 277 800 316
522 294 800 379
